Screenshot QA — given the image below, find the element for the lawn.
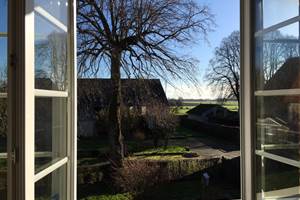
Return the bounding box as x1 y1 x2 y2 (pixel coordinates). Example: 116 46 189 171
172 100 239 115
77 126 240 200
81 193 134 200
172 106 195 115
133 146 188 156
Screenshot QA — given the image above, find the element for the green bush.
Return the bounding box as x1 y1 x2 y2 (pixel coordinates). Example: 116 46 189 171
81 193 134 200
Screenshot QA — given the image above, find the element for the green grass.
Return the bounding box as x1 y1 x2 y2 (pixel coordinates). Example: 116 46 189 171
172 106 195 115
78 157 103 166
172 101 239 115
78 137 110 152
78 138 144 155
223 105 239 111
173 127 206 138
133 146 188 156
80 193 134 200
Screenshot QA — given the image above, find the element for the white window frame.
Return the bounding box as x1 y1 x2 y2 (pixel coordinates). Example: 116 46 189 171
241 1 255 199
241 0 300 199
7 0 77 199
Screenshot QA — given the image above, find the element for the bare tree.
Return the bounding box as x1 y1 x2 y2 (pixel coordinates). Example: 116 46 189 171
206 31 240 107
77 0 214 164
262 31 299 82
35 32 68 91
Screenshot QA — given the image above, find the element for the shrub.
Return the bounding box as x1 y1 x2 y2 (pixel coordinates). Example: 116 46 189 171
111 160 160 194
144 104 178 147
96 107 146 139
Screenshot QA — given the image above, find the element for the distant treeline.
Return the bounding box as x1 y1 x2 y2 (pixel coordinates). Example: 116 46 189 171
168 98 238 107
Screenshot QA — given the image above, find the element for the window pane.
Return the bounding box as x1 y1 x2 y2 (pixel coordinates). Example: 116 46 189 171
34 0 68 91
256 156 300 199
35 97 67 172
0 0 7 198
255 22 300 90
0 99 6 199
256 0 299 30
0 0 7 33
0 38 7 93
256 96 300 161
35 0 68 26
35 165 67 200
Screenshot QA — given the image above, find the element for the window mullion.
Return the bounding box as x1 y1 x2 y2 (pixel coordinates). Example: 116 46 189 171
34 157 68 183
255 88 300 96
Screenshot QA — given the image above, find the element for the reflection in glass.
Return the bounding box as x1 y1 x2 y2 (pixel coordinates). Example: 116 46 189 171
34 1 68 91
35 0 68 25
256 156 300 199
0 0 7 33
256 96 300 161
35 98 67 172
258 0 298 29
0 38 7 93
35 165 67 200
0 0 7 198
255 23 300 90
0 99 6 200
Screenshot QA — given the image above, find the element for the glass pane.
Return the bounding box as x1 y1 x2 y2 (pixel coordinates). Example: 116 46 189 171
35 165 67 200
256 96 300 161
255 22 300 90
0 0 7 33
34 0 68 91
35 97 67 172
256 0 299 30
0 99 7 200
0 0 7 198
35 0 68 26
0 38 7 93
256 156 300 199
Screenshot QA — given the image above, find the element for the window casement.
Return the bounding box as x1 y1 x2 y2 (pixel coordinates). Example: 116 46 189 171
242 0 300 199
6 0 77 199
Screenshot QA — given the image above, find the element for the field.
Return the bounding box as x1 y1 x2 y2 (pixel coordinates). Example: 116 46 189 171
172 100 238 115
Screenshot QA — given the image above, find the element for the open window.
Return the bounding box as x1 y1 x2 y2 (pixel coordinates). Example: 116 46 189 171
242 0 300 199
2 0 77 199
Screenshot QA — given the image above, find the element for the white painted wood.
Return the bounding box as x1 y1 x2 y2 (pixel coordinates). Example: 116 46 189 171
0 93 7 98
0 32 7 37
34 157 68 182
255 89 300 96
255 15 300 37
23 0 35 198
256 150 300 168
34 6 68 32
240 0 254 199
34 89 68 97
0 151 53 159
257 186 300 199
0 153 7 159
262 143 300 150
69 1 77 199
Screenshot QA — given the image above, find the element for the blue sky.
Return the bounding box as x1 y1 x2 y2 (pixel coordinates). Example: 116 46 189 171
166 0 240 99
0 0 240 99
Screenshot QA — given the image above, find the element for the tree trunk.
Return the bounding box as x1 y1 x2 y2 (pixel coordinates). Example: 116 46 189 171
109 48 124 167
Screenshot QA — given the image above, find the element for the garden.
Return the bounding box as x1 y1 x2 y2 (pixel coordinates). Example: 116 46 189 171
77 115 241 200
